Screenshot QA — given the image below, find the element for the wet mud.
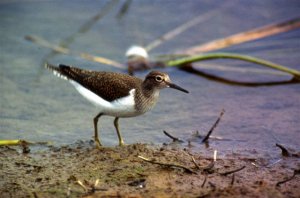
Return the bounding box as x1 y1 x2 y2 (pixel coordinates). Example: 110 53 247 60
0 142 299 198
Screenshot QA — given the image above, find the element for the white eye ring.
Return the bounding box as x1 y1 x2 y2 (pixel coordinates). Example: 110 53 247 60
155 76 163 82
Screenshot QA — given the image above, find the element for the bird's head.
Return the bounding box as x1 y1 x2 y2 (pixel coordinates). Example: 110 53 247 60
144 71 189 93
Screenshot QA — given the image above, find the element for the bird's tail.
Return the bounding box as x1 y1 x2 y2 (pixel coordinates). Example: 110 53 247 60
45 63 70 80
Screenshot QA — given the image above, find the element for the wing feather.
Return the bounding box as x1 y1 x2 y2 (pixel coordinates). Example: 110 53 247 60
46 63 142 102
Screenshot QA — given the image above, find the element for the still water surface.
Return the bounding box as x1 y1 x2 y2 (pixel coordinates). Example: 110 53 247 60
1 0 299 157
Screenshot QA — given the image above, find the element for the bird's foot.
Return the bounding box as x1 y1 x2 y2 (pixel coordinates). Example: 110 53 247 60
94 139 102 149
118 140 126 147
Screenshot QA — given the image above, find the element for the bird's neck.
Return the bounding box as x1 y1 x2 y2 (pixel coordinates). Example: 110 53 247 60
142 82 159 98
134 84 160 113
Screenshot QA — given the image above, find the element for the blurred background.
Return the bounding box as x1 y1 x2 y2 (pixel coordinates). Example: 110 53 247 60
0 0 299 157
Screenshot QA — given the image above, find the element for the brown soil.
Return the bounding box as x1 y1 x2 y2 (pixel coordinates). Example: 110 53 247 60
0 142 299 198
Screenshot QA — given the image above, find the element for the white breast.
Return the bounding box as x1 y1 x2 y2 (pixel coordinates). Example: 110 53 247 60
70 81 139 117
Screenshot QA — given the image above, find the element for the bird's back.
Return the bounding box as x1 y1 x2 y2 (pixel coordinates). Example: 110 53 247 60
46 64 143 102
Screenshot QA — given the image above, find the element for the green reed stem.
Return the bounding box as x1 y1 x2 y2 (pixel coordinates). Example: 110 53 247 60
166 53 300 79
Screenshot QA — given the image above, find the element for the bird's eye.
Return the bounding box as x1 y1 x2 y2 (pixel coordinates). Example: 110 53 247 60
155 76 163 82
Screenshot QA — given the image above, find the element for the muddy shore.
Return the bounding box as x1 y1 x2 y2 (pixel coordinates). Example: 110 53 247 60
0 141 299 198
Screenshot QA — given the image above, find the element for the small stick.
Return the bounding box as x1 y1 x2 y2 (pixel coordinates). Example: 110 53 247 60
201 176 207 188
76 180 88 192
266 159 282 168
163 130 184 143
116 0 132 20
182 17 300 54
145 1 235 51
213 150 217 162
94 179 100 187
220 166 246 176
202 109 225 143
202 161 215 174
191 155 201 170
25 35 124 69
275 143 290 157
202 150 218 173
42 0 118 63
276 169 300 187
230 174 235 185
185 151 201 170
138 155 196 174
251 162 260 168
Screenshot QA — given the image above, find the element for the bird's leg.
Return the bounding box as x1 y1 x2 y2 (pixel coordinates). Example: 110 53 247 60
114 117 125 146
93 113 103 148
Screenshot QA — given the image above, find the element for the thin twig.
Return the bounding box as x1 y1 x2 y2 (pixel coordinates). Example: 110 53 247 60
230 174 235 185
192 131 238 142
275 143 291 157
202 161 215 174
266 159 282 168
163 130 184 143
213 150 218 161
43 0 118 63
276 169 300 186
202 109 225 143
25 35 124 69
187 153 217 173
185 151 201 170
191 156 201 170
201 176 207 188
76 180 88 192
220 166 246 176
145 1 235 51
76 179 106 195
138 155 196 174
181 17 300 54
116 0 132 20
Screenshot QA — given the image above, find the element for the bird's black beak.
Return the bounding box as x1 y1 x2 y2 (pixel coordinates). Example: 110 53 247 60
167 82 189 93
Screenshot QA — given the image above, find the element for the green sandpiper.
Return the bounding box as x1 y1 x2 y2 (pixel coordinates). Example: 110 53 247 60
45 63 189 147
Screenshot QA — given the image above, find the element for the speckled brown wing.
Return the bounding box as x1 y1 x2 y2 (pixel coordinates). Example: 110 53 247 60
50 64 142 102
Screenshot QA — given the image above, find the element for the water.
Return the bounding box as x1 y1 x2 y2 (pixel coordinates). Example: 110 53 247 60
1 0 300 157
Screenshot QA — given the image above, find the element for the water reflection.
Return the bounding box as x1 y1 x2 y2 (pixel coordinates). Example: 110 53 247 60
0 0 299 158
180 65 300 87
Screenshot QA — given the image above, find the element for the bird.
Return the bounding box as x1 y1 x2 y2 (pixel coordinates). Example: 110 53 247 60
45 63 189 147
